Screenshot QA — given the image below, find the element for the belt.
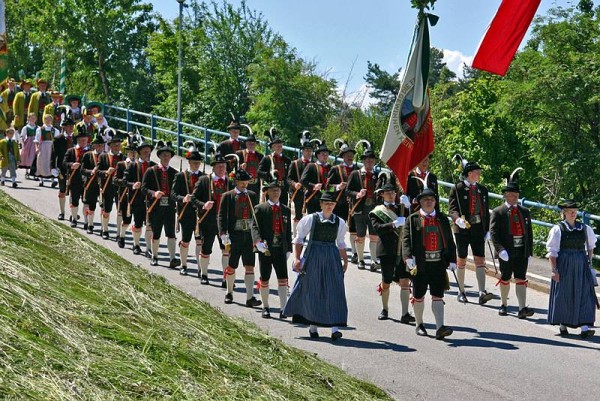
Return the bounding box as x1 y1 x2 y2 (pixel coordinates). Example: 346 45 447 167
468 214 482 225
277 180 285 186
270 234 283 247
513 235 524 248
159 197 171 207
234 218 253 231
425 251 442 262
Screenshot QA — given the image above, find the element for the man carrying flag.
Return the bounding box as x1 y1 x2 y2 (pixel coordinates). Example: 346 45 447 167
380 11 436 193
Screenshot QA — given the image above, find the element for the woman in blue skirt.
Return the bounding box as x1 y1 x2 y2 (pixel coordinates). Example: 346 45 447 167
546 199 598 338
284 191 348 340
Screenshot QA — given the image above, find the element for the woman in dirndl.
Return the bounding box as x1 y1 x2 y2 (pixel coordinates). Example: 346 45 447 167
34 113 59 186
283 191 348 341
546 199 598 338
19 112 38 177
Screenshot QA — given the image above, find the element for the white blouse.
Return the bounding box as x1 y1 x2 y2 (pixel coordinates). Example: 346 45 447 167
545 221 596 258
293 212 347 249
34 126 60 143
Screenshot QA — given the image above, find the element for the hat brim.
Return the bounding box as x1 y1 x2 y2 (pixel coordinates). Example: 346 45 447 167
156 149 175 157
136 143 153 152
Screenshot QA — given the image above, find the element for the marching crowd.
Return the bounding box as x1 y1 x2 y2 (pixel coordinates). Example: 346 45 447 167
0 78 597 342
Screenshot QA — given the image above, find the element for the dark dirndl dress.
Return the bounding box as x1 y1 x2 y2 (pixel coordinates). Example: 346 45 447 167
283 214 348 327
548 222 598 328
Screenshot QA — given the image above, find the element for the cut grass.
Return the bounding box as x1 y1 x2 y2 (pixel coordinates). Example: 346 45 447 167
0 191 391 400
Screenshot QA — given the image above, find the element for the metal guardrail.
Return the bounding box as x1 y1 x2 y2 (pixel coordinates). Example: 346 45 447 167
104 104 600 258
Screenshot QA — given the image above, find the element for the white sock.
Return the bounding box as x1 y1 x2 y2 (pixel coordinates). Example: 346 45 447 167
500 281 510 306
71 206 78 222
221 254 229 275
278 285 288 312
309 325 318 334
432 299 444 329
244 272 255 300
116 214 123 237
515 282 527 309
350 233 357 255
151 239 160 259
87 212 94 227
413 299 425 326
195 241 202 265
226 269 235 294
355 240 365 262
59 197 66 214
381 286 390 310
179 243 189 267
369 241 378 264
476 266 486 293
400 287 411 316
200 255 210 276
133 229 142 246
145 229 153 253
101 216 109 232
457 266 466 291
331 326 339 334
167 237 177 260
260 284 269 308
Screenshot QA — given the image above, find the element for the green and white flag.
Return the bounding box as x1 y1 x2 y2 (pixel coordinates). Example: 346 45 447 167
59 49 66 93
0 0 8 86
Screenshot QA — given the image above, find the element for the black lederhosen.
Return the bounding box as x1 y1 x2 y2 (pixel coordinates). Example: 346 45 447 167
455 223 485 258
102 187 119 214
149 203 176 240
199 217 224 255
292 193 305 221
499 247 528 281
69 183 83 207
228 231 255 268
179 213 199 243
411 260 447 299
354 203 376 237
380 254 410 284
258 247 288 281
84 184 100 211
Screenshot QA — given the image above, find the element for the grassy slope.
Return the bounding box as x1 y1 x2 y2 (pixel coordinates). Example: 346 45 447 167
0 191 390 400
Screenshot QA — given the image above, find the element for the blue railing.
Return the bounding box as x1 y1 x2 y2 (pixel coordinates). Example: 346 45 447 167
104 104 600 257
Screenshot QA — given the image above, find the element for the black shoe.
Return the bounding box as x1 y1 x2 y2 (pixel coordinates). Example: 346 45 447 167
400 313 416 324
262 309 271 319
517 307 534 319
200 275 209 285
132 245 142 255
580 329 595 339
559 327 569 336
70 220 77 228
279 312 287 319
350 254 358 264
144 250 152 259
478 291 493 305
457 293 468 304
221 280 227 289
12 182 17 188
435 326 453 340
416 324 428 336
331 331 343 341
58 213 65 221
169 258 181 269
498 305 508 316
358 261 366 270
38 181 44 187
245 297 262 308
51 180 58 188
150 258 158 266
309 329 319 339
370 262 381 272
224 293 233 304
378 309 389 321
0 181 4 186
117 237 125 248
180 267 188 276
101 231 109 239
83 223 88 231
87 226 94 235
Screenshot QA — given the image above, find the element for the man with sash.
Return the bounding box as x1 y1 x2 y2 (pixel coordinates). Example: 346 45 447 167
81 134 105 234
251 181 292 319
236 132 263 195
113 134 139 248
62 127 89 228
142 142 180 268
125 140 156 256
448 161 492 305
13 79 33 130
258 133 291 206
51 113 76 220
286 135 313 236
97 134 125 240
29 79 52 125
191 153 232 285
346 148 380 271
402 188 457 339
328 143 360 261
218 169 261 307
406 154 439 213
44 91 64 130
300 141 332 214
490 171 535 318
370 182 414 323
219 119 245 172
1 78 19 127
171 145 204 275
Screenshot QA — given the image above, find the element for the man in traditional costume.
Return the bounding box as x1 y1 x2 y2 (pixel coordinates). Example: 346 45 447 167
258 130 291 205
301 141 333 214
286 132 313 236
51 113 76 219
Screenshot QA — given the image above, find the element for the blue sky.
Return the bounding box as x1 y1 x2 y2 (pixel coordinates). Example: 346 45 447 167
150 1 580 102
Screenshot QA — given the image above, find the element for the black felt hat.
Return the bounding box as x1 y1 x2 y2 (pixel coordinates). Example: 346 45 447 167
211 152 227 166
91 133 105 145
463 161 482 175
315 141 331 155
376 182 397 194
262 181 281 192
360 149 377 160
319 190 338 202
558 199 580 209
234 169 252 181
417 188 437 201
155 141 175 157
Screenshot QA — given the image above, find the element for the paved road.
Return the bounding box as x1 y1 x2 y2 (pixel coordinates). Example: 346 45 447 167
3 154 599 401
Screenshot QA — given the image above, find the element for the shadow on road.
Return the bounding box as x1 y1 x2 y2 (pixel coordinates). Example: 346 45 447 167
299 336 417 352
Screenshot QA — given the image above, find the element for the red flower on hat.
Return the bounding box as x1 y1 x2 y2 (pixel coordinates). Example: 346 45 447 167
228 171 235 180
186 151 191 158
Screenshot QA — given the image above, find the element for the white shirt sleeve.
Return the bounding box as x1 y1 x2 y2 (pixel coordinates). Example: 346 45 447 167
53 128 61 138
336 217 347 249
34 127 42 143
293 213 314 245
585 224 597 251
546 225 561 258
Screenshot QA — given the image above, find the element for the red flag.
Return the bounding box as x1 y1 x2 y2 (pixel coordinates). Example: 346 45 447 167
472 0 541 76
380 15 435 192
